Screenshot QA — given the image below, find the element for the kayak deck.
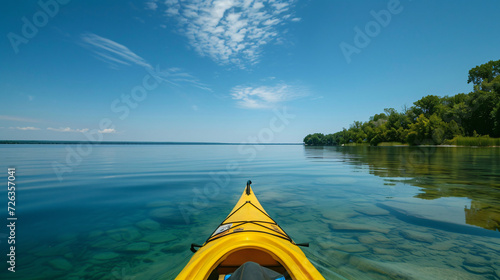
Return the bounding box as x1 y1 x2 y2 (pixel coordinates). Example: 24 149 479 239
206 185 293 247
175 181 325 280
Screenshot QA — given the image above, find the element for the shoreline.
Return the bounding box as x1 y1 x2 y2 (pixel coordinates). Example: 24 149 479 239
305 143 500 148
0 140 303 145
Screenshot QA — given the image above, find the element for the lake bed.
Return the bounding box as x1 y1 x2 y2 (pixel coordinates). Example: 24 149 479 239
0 144 499 279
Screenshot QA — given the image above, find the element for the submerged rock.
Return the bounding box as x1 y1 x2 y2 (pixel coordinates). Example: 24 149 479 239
400 229 435 243
318 240 340 250
124 242 150 253
57 233 79 242
358 235 377 245
276 210 294 217
106 227 142 242
150 207 187 225
463 255 489 267
93 252 120 260
333 244 369 253
358 233 390 245
329 222 391 234
90 237 127 249
372 247 400 256
429 241 456 251
349 256 483 280
48 258 73 271
258 191 290 203
317 236 357 249
32 244 70 257
317 234 358 248
161 244 186 254
321 209 358 221
136 219 161 231
141 232 177 244
462 264 492 274
355 205 390 216
294 213 313 222
279 201 306 208
471 239 500 252
371 234 391 243
88 230 104 239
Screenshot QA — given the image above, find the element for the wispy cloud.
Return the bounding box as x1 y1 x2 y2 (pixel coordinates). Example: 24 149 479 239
145 0 159 10
159 0 299 67
46 127 115 133
81 33 152 69
0 115 40 123
80 34 211 91
154 66 213 91
10 126 40 131
231 82 306 109
47 127 89 133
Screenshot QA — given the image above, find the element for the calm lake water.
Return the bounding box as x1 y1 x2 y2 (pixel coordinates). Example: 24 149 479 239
1 144 499 279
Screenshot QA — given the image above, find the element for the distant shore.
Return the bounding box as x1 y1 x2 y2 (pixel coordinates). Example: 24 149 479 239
305 141 499 148
2 140 497 147
0 140 303 145
304 60 500 148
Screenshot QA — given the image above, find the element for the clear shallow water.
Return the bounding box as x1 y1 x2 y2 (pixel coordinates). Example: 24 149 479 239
0 144 499 279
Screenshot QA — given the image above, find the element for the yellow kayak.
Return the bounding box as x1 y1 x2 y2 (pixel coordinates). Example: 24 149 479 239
175 180 325 280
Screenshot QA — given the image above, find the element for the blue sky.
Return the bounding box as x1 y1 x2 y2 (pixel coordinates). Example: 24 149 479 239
1 0 499 142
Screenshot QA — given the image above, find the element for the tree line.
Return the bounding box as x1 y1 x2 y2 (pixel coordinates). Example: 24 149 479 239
304 59 500 146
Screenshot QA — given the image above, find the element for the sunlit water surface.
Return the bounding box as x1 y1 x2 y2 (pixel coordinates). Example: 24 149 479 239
0 144 499 279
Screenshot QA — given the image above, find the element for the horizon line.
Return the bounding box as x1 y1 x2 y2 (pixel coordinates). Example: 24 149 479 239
0 140 304 145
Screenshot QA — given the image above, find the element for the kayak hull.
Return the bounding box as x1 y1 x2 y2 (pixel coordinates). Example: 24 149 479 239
175 183 325 280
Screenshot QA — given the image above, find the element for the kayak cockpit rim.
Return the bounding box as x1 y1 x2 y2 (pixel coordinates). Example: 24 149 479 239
208 245 289 277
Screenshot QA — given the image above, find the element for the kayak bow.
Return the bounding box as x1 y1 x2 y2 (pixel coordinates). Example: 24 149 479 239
175 180 325 280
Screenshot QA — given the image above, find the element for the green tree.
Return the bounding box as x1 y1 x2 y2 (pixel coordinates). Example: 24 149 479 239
445 120 463 139
407 114 448 145
370 113 387 122
492 102 500 137
466 60 500 136
467 60 500 87
304 134 321 145
467 90 498 136
324 134 337 145
304 59 500 146
412 95 443 118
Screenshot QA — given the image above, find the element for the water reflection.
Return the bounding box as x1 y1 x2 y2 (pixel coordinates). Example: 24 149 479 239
465 201 500 232
304 146 500 231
